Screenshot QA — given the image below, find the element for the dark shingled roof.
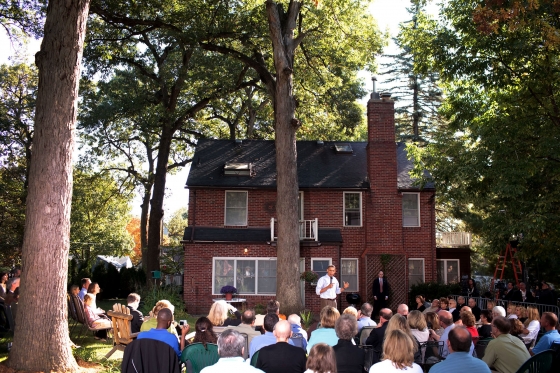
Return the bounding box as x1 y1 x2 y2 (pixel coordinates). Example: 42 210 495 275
187 139 433 190
182 226 343 243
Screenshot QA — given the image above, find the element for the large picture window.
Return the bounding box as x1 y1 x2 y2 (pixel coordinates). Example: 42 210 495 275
213 258 277 295
225 191 248 226
341 259 358 292
344 192 362 226
402 193 420 227
437 259 460 284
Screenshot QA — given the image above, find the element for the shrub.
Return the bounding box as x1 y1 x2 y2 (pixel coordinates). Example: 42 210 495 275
139 284 189 320
408 282 462 308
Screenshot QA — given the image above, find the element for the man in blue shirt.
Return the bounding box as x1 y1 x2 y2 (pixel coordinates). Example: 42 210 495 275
531 312 560 355
78 278 91 301
357 303 377 333
137 308 189 357
249 313 294 357
430 326 490 373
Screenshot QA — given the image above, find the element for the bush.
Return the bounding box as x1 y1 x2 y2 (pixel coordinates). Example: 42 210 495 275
120 267 146 296
139 284 189 320
408 282 462 308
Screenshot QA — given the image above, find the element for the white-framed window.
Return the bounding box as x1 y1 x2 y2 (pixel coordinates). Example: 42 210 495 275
341 258 358 292
437 259 460 284
408 258 425 286
298 191 304 221
402 193 420 227
311 258 332 279
224 191 248 226
343 192 362 227
213 257 277 295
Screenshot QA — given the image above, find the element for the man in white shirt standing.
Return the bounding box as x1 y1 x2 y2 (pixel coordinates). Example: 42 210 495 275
316 265 349 309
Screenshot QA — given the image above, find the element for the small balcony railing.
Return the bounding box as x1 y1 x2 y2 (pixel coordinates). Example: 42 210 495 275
270 218 318 242
437 232 471 247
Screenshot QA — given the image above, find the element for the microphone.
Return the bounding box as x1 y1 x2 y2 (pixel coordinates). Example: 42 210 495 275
330 277 333 284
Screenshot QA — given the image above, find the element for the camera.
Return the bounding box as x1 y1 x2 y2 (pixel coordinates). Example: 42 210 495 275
179 320 187 326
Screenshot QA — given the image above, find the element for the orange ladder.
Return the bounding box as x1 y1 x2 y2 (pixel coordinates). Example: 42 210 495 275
491 241 523 295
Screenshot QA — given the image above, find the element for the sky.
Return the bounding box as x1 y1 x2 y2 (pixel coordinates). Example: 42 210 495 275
0 0 437 218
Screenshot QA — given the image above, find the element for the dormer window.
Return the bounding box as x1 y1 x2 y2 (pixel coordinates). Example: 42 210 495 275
224 162 252 176
335 144 353 154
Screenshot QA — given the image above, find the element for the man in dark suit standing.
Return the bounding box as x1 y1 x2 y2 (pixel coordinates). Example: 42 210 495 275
365 308 393 365
256 320 307 373
372 271 390 312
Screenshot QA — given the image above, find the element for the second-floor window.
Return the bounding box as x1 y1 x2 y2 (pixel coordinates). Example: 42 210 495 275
402 193 420 227
344 192 362 226
225 191 247 226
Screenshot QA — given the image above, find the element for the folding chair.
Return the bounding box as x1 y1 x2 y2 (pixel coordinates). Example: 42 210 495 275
250 349 260 367
358 326 376 345
71 294 112 342
358 344 375 372
514 349 554 373
180 342 219 373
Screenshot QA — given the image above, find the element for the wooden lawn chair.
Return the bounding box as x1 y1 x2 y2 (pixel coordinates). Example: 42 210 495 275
104 303 139 359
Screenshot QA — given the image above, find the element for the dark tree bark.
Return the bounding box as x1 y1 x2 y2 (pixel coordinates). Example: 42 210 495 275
7 0 90 371
266 0 303 315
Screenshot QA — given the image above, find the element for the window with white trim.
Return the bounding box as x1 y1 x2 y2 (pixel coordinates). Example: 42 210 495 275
437 259 460 284
402 193 420 227
224 191 248 226
408 258 425 286
311 258 332 279
344 192 362 226
341 259 358 292
213 258 277 294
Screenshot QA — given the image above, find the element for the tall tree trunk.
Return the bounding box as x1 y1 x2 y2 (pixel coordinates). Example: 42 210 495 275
267 0 303 315
8 0 90 371
140 183 151 271
146 126 173 280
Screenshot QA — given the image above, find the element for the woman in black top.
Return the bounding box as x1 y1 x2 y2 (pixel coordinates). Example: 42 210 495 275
478 310 493 339
415 295 426 312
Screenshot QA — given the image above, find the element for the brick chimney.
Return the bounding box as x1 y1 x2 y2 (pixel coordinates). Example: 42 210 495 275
366 77 402 253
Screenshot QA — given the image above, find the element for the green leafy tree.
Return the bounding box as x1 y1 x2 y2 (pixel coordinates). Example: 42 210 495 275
406 0 560 263
379 0 442 144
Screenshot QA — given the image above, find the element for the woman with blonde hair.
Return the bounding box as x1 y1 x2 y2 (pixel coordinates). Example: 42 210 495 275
370 330 422 372
140 299 178 337
343 306 358 318
305 343 337 373
307 306 341 353
207 300 241 327
408 310 429 343
520 306 540 345
425 312 443 338
516 306 528 323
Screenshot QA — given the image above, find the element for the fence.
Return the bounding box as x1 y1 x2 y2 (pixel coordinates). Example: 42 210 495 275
449 295 560 318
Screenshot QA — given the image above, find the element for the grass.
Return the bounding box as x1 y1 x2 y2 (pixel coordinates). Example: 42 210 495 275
0 298 200 372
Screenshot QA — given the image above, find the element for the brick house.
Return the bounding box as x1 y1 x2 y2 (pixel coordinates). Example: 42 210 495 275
182 91 437 314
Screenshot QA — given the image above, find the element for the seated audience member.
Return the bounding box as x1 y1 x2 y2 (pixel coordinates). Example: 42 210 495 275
448 298 457 314
485 300 495 312
386 314 421 363
256 320 307 373
408 310 429 343
4 277 20 306
509 319 525 341
397 304 409 317
126 293 144 334
201 329 264 373
467 298 481 321
70 285 80 297
415 295 426 312
456 296 467 312
531 312 560 355
425 312 443 337
428 310 454 358
137 307 189 357
369 330 422 373
492 306 506 318
307 306 340 353
208 300 241 327
483 316 530 373
229 309 261 347
519 306 540 346
423 299 440 314
516 306 528 323
0 272 8 300
429 326 491 373
365 308 393 363
83 293 112 341
78 277 91 301
478 310 493 339
506 303 518 319
250 313 295 357
255 299 283 328
439 298 449 311
305 343 337 373
343 306 358 320
357 302 377 333
188 316 217 346
288 314 308 341
140 300 179 338
461 311 479 340
333 314 364 373
87 282 104 314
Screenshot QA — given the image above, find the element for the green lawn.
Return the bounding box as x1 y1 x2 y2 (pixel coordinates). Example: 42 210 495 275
0 298 199 372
